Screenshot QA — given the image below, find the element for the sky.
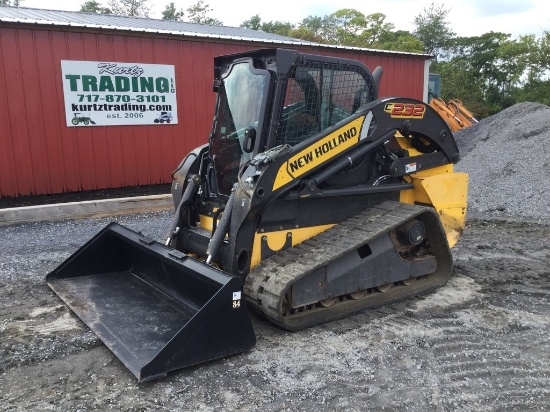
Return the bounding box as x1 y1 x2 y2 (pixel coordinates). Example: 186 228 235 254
16 0 550 38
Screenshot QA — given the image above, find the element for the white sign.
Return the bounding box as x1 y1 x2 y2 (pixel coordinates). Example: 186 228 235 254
61 60 178 126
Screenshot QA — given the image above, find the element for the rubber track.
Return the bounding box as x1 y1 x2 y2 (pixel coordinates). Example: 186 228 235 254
244 201 452 331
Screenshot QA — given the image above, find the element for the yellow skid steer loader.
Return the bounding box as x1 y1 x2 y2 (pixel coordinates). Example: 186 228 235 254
47 49 468 382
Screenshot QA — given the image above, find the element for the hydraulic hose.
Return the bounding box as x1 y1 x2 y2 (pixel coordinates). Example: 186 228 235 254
165 175 201 246
206 184 237 265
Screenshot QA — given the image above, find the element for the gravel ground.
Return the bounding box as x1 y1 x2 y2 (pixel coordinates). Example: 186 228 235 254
1 211 549 411
1 102 550 411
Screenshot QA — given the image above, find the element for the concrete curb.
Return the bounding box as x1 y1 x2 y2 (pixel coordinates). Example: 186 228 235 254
0 194 174 227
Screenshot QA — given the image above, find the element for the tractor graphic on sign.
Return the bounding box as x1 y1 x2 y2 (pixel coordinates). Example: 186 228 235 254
154 112 173 124
71 113 96 125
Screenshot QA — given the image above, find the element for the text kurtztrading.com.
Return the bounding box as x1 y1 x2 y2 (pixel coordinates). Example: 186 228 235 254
71 103 172 113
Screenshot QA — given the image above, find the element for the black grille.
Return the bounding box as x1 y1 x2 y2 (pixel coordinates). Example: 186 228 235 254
275 62 375 146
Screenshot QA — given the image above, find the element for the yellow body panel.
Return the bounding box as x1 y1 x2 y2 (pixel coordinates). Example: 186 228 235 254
250 225 334 269
199 214 215 231
400 170 468 248
273 116 365 191
200 214 334 270
395 134 468 248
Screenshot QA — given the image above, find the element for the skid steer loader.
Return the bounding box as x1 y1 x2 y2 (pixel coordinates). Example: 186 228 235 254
47 48 468 382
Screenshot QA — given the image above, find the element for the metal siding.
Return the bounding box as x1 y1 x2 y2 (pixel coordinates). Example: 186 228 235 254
1 28 35 196
20 30 49 194
0 28 18 197
35 31 65 194
0 26 429 197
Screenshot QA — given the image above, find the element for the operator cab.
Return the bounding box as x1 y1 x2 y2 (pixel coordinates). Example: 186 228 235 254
207 48 378 197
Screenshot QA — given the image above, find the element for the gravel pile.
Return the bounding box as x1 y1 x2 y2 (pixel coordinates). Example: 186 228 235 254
453 101 550 221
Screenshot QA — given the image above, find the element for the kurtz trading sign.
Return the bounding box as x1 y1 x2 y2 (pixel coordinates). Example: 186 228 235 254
61 60 178 126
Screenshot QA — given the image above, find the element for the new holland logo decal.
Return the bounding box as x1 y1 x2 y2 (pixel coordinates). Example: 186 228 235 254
272 116 367 191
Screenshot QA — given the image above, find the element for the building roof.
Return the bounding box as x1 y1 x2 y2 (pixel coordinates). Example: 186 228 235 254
0 6 432 58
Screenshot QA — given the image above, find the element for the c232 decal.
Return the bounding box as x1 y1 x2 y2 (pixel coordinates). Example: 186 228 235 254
384 102 426 119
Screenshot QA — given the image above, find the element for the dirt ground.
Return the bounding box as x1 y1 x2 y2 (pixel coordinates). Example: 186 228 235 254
1 210 549 411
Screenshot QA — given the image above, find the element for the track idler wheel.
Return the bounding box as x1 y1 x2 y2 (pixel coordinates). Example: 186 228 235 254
396 220 425 246
319 297 338 307
376 283 393 293
348 290 367 300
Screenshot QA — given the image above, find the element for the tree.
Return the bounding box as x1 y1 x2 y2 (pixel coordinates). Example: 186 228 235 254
506 32 550 106
496 35 534 104
260 20 294 37
289 16 328 43
80 1 112 14
376 30 424 53
531 31 550 77
295 10 397 48
360 13 395 46
241 9 415 50
296 13 351 45
186 0 222 25
240 14 293 37
453 32 514 105
431 31 538 116
413 2 455 60
240 14 262 31
298 15 326 39
162 2 184 21
432 59 493 117
328 9 368 46
107 0 150 17
288 26 326 43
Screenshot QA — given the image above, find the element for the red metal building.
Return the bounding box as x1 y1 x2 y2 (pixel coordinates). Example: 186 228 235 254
0 6 432 198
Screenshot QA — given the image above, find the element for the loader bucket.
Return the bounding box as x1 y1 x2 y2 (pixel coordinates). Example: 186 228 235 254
46 222 256 382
